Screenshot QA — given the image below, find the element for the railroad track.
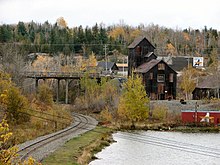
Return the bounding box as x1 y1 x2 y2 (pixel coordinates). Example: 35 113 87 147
17 113 97 162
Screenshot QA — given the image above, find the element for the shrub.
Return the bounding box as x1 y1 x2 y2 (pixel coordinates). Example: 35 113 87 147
37 84 53 106
100 107 112 122
152 104 168 121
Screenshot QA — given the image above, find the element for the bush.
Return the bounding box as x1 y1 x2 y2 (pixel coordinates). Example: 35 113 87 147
152 104 168 121
37 84 53 106
100 107 112 122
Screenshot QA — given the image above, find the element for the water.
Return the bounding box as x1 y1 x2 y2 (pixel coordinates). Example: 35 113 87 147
90 131 220 165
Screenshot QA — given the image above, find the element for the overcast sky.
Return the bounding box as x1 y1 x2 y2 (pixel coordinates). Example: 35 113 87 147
0 0 220 30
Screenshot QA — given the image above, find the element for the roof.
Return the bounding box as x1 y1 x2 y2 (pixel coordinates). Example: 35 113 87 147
181 110 220 113
144 52 156 58
97 61 118 70
171 57 193 71
135 59 177 74
128 36 156 49
135 59 161 73
196 75 220 89
157 56 193 72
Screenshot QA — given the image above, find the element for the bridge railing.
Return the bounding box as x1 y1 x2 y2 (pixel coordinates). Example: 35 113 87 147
22 71 112 78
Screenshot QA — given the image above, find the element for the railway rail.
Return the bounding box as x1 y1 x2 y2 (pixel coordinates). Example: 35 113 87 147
17 113 98 162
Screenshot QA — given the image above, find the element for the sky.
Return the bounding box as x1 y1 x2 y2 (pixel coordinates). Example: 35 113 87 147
0 0 220 30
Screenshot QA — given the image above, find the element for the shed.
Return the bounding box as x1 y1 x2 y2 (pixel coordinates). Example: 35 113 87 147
192 74 220 99
97 61 119 74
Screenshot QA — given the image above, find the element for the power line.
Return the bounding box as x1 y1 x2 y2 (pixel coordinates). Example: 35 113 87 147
0 42 220 51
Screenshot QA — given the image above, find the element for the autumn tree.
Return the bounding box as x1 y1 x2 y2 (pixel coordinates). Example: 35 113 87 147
0 72 30 124
117 74 149 124
179 66 199 100
80 52 97 72
79 73 100 109
37 84 53 106
56 17 68 29
0 119 41 165
207 49 218 72
0 119 19 164
0 44 27 87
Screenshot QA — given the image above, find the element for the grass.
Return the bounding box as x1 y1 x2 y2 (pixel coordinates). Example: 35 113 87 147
42 126 113 165
10 104 73 145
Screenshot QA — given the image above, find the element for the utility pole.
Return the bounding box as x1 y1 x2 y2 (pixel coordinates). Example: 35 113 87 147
195 102 199 126
104 44 107 73
123 56 125 76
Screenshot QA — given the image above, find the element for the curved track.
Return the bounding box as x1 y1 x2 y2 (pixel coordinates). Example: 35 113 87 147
17 113 98 162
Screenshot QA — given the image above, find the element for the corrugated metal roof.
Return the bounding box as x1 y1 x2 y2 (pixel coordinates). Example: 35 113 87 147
134 59 160 73
196 75 220 89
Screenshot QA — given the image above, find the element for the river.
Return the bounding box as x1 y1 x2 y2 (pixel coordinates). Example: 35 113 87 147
90 131 220 165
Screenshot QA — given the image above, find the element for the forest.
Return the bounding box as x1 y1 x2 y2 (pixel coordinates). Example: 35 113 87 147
0 17 219 58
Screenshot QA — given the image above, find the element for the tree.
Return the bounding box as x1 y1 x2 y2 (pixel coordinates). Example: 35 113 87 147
0 72 30 124
117 74 149 123
0 119 41 165
17 21 27 37
0 44 27 87
0 119 18 164
37 84 53 106
179 66 198 100
56 17 67 29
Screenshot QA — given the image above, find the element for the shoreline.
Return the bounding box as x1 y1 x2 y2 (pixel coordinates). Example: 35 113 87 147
42 123 219 164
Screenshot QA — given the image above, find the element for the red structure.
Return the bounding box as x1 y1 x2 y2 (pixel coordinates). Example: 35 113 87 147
181 110 220 126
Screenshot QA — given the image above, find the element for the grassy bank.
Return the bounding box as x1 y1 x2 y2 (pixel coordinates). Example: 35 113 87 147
172 126 220 133
42 126 114 165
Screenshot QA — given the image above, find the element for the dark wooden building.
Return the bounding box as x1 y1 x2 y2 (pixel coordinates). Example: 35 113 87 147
128 37 177 100
192 75 220 99
128 37 156 76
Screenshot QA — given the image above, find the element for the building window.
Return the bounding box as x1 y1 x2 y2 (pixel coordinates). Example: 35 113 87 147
157 74 165 82
149 72 153 80
135 46 141 55
158 83 165 93
158 63 165 70
169 73 174 82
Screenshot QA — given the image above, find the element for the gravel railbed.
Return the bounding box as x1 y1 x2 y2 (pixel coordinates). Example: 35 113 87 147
17 113 98 162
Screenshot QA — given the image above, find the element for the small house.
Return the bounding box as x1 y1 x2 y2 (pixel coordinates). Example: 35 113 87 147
97 61 119 74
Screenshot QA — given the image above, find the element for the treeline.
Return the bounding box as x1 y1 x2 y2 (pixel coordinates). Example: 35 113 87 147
0 17 219 57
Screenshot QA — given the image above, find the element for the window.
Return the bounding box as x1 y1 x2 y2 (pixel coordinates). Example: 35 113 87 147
149 72 153 80
158 83 165 93
157 74 165 82
158 63 165 70
169 73 174 82
135 46 141 55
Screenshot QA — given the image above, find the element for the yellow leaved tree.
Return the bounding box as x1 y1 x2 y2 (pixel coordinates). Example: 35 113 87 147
80 52 97 72
179 66 199 100
117 74 149 124
0 119 41 165
0 72 30 124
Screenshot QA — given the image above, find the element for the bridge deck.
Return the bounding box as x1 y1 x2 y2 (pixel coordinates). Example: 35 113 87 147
23 71 111 79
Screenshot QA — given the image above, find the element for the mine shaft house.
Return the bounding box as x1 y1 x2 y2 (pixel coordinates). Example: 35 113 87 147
128 37 177 100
